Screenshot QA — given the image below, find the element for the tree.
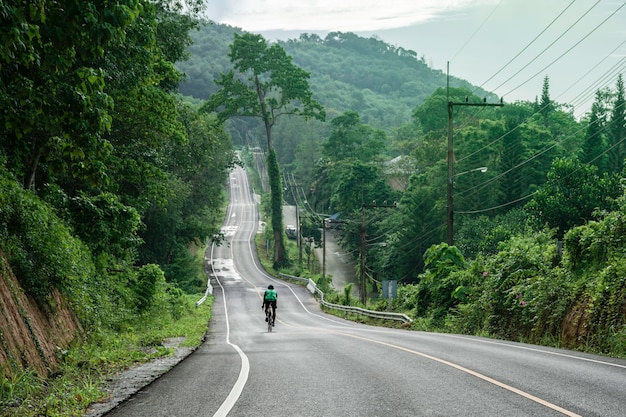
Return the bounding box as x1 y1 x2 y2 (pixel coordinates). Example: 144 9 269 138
539 75 555 121
495 103 535 210
329 160 394 216
581 89 610 171
322 111 385 163
204 33 325 267
0 0 141 190
412 87 475 134
138 102 235 289
417 243 465 318
607 75 626 173
525 157 620 239
383 168 444 281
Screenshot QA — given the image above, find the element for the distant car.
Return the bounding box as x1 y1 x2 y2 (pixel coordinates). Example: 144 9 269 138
324 213 341 229
285 225 297 239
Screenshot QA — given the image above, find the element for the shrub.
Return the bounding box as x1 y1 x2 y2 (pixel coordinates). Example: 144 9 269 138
0 172 94 302
132 264 166 312
585 257 626 353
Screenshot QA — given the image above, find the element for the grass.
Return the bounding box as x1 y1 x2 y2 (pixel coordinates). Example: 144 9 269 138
0 295 212 417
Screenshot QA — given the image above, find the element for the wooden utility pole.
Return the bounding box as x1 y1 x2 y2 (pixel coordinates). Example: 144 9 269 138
446 62 503 246
359 202 396 305
322 218 326 281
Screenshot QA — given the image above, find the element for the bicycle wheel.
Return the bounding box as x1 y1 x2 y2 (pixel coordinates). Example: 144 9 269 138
266 310 272 332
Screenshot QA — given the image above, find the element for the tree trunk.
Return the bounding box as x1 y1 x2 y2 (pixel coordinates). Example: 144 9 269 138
26 142 42 190
255 75 286 266
267 149 286 267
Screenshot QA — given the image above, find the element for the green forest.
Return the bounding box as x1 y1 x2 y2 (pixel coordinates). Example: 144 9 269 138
0 1 237 310
1 3 626 413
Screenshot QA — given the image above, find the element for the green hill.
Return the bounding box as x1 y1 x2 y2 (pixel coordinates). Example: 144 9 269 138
176 22 495 130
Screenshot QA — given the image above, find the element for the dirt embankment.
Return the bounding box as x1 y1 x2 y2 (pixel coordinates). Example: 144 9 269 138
0 253 82 378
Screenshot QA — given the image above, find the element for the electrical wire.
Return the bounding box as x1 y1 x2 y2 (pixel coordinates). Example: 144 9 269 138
458 129 626 215
450 0 504 63
476 0 579 92
501 1 625 98
457 61 625 202
489 0 601 95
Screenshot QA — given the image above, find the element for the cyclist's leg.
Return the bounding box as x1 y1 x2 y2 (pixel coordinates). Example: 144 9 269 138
271 301 277 323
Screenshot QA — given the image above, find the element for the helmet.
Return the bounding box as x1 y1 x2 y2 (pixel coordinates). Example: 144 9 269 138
268 285 274 289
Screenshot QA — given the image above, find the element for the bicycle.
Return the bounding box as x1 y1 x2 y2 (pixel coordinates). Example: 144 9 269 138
265 306 274 332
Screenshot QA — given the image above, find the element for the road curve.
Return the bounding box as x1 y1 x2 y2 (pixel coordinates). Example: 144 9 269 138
105 165 626 417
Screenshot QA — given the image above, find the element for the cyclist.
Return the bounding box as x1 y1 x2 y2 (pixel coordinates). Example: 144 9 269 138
262 285 277 325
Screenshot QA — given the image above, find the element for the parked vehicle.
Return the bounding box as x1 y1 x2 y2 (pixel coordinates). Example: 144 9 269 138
285 225 297 239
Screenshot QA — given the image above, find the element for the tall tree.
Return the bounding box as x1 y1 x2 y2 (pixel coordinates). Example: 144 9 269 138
497 104 533 210
539 75 555 121
581 89 610 171
204 33 325 267
607 75 626 173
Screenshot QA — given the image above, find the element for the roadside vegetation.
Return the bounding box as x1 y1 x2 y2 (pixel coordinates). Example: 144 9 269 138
0 295 212 417
1 1 226 415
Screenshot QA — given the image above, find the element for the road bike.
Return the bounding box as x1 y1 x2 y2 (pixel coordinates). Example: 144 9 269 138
265 307 274 332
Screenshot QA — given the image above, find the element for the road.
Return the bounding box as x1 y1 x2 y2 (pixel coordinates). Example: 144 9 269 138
282 205 358 296
105 165 626 417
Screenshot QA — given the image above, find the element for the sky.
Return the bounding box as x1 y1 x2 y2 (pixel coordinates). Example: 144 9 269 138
203 0 626 119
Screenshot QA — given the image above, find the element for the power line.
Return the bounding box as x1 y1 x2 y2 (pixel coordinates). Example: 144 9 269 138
569 55 626 110
477 0 579 92
459 130 626 215
502 1 625 98
450 0 504 62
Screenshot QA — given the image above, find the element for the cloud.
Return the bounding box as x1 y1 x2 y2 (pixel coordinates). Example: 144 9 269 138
204 0 497 32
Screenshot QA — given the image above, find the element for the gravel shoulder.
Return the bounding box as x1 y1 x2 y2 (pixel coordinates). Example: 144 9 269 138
84 338 195 416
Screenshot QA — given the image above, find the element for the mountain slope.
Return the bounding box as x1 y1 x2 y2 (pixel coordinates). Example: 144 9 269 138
176 23 495 129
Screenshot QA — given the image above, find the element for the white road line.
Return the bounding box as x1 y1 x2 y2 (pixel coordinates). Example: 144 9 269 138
336 331 583 417
211 276 249 417
439 333 626 370
212 166 251 417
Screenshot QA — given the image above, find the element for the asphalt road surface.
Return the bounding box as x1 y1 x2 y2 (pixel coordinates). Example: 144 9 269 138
282 205 358 296
105 165 626 417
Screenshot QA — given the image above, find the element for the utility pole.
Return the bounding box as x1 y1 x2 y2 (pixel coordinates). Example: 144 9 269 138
446 62 503 246
359 202 396 305
360 206 366 305
322 217 326 281
296 202 301 264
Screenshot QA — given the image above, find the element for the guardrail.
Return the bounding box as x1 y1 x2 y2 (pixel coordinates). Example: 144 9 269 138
278 273 413 324
195 253 215 307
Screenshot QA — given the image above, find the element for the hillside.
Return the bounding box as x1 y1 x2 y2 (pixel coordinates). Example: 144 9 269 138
0 253 81 377
176 22 495 130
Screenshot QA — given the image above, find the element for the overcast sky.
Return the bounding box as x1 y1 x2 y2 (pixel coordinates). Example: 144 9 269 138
203 0 626 119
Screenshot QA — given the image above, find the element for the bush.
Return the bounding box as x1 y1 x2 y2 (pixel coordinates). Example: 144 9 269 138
0 172 94 302
132 264 165 312
585 257 626 353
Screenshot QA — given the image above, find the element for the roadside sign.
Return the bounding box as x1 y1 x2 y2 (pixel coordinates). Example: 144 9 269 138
382 280 397 299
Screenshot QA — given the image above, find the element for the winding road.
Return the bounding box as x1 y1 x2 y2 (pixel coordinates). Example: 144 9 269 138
105 165 626 417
